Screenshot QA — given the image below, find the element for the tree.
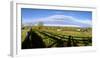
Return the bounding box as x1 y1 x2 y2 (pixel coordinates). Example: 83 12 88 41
37 21 44 29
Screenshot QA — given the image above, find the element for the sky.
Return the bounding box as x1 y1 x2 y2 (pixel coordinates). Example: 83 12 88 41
21 8 92 27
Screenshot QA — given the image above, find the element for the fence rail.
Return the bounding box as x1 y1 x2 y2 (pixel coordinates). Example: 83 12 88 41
38 30 92 47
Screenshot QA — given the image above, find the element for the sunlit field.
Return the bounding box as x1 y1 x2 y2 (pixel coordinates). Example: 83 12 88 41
21 26 92 49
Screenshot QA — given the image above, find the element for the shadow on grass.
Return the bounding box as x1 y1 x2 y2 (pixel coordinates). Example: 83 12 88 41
22 29 46 49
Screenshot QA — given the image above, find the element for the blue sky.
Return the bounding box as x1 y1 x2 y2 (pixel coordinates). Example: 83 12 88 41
21 8 92 27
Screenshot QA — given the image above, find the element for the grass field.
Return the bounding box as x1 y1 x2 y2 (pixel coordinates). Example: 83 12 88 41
21 26 92 49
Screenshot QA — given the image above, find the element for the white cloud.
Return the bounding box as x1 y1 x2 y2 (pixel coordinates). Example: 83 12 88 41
44 24 80 27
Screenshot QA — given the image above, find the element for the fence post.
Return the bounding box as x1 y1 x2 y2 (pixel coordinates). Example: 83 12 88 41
71 36 77 46
67 36 72 47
